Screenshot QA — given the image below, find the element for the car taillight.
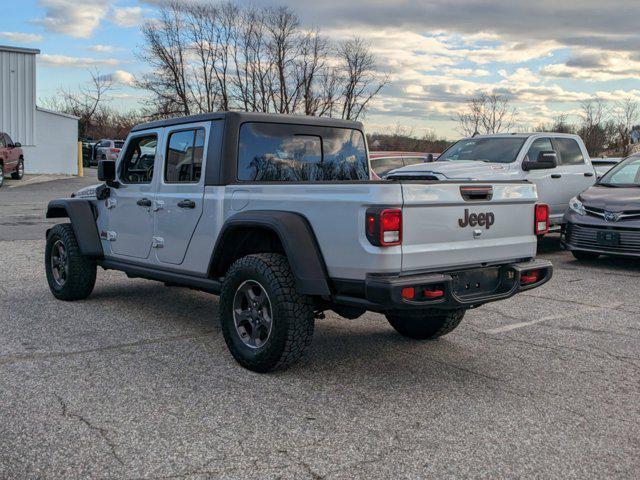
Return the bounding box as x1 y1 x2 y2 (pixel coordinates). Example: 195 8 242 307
366 208 402 246
521 269 541 285
110 148 121 153
534 203 549 235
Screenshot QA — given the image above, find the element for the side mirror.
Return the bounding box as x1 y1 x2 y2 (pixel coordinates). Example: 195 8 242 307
14 142 21 148
523 151 558 171
98 160 116 181
426 153 434 163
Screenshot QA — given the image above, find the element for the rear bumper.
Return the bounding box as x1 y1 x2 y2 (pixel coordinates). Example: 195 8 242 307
333 259 553 312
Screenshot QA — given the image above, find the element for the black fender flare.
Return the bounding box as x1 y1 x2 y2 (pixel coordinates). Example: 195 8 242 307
209 210 331 296
46 199 103 257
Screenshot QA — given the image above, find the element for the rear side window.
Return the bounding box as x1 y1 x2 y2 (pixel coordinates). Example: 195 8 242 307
525 138 554 163
165 128 205 183
554 138 585 165
237 122 368 182
114 141 124 149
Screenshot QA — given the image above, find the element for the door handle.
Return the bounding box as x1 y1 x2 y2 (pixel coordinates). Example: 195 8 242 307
584 172 594 177
177 199 196 209
551 174 561 179
137 198 152 207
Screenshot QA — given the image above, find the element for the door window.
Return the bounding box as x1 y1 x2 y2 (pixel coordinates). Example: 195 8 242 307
0 135 5 148
554 138 585 165
525 138 554 163
165 128 205 183
120 135 157 184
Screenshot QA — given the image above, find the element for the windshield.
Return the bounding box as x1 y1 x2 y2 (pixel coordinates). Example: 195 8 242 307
600 156 640 186
438 138 525 164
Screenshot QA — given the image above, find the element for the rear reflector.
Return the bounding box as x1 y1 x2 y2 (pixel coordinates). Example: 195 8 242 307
521 270 541 285
535 204 549 235
401 287 415 300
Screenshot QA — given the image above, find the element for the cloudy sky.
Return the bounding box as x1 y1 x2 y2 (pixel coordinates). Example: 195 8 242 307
2 0 640 138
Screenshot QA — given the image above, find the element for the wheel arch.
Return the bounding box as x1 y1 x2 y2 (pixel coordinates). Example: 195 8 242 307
209 210 331 296
46 199 103 257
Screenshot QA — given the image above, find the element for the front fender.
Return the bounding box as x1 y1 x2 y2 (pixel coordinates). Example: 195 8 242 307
46 199 103 257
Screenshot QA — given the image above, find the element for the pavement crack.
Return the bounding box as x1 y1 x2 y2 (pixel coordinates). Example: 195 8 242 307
279 449 325 479
53 393 125 467
0 331 214 366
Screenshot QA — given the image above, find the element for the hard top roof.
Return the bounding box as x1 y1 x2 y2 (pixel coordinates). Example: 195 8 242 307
131 111 364 132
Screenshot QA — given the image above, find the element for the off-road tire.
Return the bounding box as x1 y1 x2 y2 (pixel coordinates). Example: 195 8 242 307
219 253 315 372
571 250 600 261
11 158 24 180
386 309 466 340
45 224 97 301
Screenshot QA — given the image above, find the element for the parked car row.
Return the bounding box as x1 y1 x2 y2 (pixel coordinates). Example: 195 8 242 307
0 131 25 187
82 138 125 167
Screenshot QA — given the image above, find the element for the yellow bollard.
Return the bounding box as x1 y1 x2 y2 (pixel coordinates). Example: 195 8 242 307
77 141 83 177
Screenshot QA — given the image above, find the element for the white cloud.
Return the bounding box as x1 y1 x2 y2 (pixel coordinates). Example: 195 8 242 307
540 50 640 82
0 31 43 43
100 70 135 86
111 6 143 28
36 0 109 39
86 44 117 53
38 54 120 68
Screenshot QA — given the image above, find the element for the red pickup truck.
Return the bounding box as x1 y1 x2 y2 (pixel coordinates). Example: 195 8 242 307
0 132 25 187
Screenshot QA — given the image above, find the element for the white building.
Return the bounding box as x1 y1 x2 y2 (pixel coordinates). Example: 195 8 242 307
0 45 79 174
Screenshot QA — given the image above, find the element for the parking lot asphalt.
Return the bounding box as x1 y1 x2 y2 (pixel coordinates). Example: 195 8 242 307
1 174 639 479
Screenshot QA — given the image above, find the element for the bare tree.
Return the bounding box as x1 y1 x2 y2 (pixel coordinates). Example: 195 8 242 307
264 6 300 113
456 95 484 136
338 37 387 121
579 97 608 156
138 1 191 116
613 98 639 156
135 1 386 120
456 93 517 136
41 69 113 138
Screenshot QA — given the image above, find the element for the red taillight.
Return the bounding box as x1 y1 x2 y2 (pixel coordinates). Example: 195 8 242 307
535 203 549 235
110 148 121 153
423 288 444 299
521 269 541 285
366 208 402 246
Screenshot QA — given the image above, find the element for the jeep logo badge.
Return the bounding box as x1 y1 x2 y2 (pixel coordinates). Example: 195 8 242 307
458 209 495 229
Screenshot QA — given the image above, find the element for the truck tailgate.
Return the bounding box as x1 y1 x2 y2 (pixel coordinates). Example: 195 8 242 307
401 182 538 272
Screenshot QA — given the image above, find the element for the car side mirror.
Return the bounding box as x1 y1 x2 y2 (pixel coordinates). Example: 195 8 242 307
523 151 558 171
98 160 116 182
426 153 434 162
11 142 21 148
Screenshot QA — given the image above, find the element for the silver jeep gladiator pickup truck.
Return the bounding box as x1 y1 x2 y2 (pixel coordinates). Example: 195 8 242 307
45 112 552 372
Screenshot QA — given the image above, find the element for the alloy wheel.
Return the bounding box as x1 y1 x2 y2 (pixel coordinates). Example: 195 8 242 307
232 280 273 349
50 239 68 286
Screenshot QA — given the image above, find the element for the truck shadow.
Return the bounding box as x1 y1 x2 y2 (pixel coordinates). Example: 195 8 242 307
89 280 484 383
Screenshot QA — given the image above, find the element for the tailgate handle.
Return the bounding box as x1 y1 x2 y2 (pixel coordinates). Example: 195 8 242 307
460 185 493 201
